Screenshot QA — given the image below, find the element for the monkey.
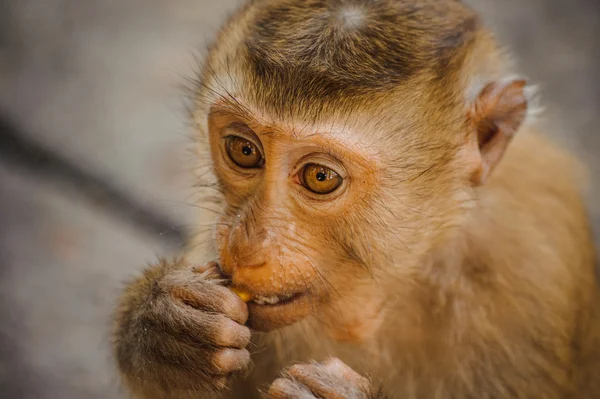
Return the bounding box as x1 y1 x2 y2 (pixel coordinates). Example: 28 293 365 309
111 0 600 398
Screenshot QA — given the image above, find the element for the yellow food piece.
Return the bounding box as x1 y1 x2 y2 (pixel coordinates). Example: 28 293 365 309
230 286 252 303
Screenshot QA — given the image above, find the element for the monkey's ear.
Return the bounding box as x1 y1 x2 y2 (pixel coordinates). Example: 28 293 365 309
467 80 528 185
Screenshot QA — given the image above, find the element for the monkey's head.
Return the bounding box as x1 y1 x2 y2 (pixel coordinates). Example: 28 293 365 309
193 0 531 339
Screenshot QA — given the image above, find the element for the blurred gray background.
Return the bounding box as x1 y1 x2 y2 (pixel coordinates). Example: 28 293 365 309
0 0 598 398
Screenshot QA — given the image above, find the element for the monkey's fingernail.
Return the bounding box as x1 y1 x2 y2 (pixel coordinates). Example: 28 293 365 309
230 286 252 303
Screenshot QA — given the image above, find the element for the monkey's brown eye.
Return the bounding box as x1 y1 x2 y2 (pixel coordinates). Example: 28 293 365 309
300 164 343 194
225 136 263 168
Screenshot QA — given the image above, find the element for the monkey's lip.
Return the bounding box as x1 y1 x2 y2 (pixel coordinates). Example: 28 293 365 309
246 291 310 331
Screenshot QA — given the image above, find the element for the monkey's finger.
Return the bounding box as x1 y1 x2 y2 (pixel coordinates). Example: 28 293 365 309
288 364 369 399
265 378 316 399
149 338 250 382
212 348 251 375
322 358 371 392
167 305 251 348
168 278 249 324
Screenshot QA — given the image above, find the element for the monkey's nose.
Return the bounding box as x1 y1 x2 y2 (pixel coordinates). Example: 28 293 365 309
220 236 270 275
221 249 268 275
221 222 270 272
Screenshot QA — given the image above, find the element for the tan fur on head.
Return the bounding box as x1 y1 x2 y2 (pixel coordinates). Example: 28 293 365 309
195 0 484 121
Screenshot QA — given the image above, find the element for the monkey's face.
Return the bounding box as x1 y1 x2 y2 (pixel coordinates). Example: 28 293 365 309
200 88 485 339
206 108 397 334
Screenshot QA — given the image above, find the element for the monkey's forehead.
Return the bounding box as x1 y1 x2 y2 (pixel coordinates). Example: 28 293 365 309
206 0 480 115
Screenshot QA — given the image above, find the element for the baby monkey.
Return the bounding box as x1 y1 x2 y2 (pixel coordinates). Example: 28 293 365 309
112 0 600 398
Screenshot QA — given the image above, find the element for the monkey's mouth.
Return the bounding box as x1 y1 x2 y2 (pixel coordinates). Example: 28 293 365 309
250 292 302 306
246 291 310 331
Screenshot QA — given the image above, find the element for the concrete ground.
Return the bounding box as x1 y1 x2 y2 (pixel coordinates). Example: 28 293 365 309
0 0 598 397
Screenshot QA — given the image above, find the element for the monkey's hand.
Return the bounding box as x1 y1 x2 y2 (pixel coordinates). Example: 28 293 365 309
265 358 383 399
113 258 251 397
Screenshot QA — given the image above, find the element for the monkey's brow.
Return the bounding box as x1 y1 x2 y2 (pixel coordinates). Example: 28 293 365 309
264 126 355 145
289 130 374 162
233 121 366 162
210 103 372 159
212 103 345 139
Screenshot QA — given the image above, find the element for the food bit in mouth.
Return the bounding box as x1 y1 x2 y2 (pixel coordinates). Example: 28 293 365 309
230 286 252 303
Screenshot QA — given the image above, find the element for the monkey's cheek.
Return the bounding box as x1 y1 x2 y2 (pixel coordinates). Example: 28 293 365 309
246 294 312 332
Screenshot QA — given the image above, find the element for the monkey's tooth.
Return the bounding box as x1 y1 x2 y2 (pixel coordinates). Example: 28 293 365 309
252 293 297 305
265 296 280 305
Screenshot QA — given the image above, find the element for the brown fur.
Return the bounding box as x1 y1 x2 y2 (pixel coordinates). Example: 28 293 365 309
112 1 599 398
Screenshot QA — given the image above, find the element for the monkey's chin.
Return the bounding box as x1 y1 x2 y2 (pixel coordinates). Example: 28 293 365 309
246 293 311 332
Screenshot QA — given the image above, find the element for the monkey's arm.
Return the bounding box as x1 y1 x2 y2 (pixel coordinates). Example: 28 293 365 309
264 358 385 399
112 258 251 399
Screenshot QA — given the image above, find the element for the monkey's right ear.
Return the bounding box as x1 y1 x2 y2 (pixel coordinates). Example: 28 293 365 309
467 80 528 185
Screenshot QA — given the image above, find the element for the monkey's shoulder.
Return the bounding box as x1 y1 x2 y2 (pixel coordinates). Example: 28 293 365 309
473 128 596 298
484 129 591 243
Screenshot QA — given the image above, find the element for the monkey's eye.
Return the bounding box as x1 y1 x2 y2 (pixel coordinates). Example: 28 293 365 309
300 164 343 194
225 136 263 168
